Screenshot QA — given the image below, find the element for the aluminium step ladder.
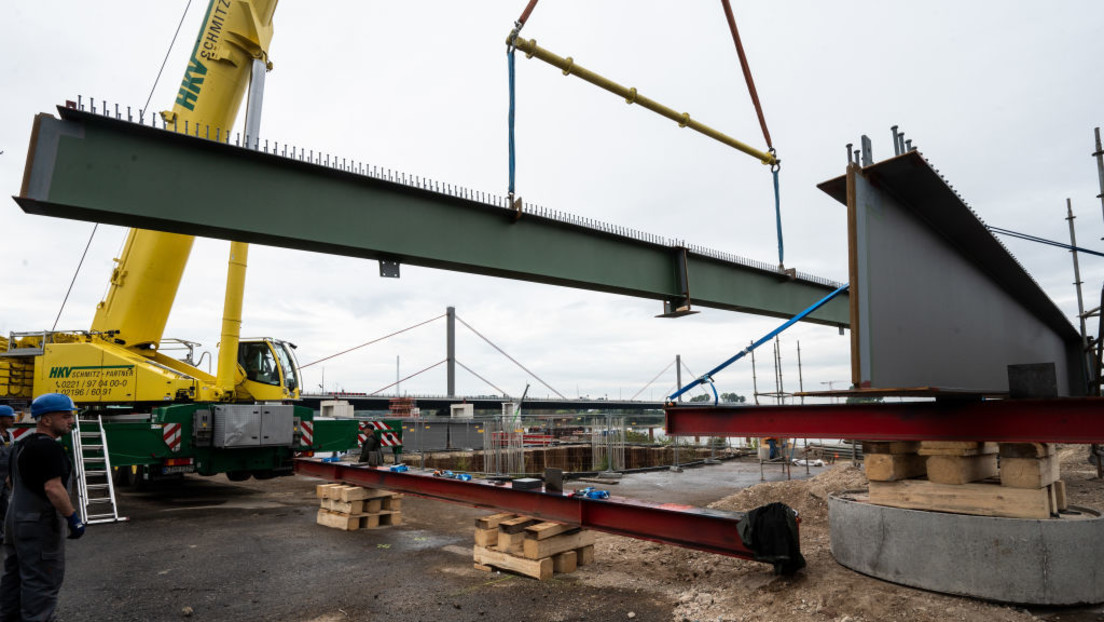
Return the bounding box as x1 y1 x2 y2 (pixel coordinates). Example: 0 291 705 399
71 416 127 525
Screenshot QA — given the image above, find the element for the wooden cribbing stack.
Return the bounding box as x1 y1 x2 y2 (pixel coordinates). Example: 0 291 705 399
472 513 596 580
864 441 1067 519
315 484 403 530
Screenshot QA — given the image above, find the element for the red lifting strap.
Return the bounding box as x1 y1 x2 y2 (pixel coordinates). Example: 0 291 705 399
516 0 540 28
720 0 772 151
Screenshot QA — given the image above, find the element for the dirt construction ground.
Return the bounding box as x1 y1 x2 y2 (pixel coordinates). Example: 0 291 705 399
56 448 1104 622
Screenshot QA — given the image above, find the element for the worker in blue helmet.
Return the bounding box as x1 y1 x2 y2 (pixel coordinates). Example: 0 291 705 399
0 404 16 539
0 393 85 622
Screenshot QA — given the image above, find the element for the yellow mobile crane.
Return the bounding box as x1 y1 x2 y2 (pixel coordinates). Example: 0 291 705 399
1 0 362 486
6 0 289 405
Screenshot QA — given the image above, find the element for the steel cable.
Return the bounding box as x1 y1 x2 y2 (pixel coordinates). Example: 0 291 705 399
300 313 445 368
368 359 446 396
142 0 194 118
455 359 510 397
630 358 675 401
454 315 566 399
52 224 98 331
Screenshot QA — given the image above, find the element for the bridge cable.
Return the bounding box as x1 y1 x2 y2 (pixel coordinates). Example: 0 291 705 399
455 359 511 398
52 224 99 332
630 358 675 401
666 361 712 402
368 359 447 396
454 314 567 400
300 313 446 369
142 0 194 119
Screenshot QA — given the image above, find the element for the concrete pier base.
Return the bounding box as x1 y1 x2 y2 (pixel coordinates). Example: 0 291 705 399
829 490 1104 605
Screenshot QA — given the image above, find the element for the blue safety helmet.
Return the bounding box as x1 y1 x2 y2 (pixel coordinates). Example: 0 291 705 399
30 393 77 418
0 405 13 418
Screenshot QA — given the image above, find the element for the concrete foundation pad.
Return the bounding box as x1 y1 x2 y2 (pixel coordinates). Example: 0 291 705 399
829 490 1104 605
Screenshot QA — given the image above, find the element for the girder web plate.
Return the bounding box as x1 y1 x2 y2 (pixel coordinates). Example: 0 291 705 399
818 154 1082 395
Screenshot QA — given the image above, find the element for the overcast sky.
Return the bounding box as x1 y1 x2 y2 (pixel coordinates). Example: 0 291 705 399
2 2 1103 403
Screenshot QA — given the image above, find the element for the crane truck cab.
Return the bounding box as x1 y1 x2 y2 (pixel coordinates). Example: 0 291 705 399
236 338 301 401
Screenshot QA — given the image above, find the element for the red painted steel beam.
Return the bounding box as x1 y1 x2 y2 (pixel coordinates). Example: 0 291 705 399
295 458 757 559
665 398 1104 443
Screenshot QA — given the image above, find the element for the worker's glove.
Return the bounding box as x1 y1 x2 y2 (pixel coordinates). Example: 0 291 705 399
66 512 85 540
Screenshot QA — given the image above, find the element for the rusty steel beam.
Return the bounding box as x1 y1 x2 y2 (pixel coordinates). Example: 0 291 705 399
295 458 759 559
664 398 1104 443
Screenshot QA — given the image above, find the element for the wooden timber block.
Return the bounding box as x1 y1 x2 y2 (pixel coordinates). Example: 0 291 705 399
1000 455 1059 489
473 545 553 581
552 551 578 574
496 530 526 555
918 442 998 457
475 513 517 530
862 441 921 455
998 443 1055 459
499 515 540 534
362 511 401 529
339 486 399 502
384 496 402 512
316 509 365 531
523 530 596 560
320 498 366 514
576 545 595 566
868 480 1052 519
316 483 343 498
865 453 927 482
332 486 371 502
524 522 576 541
1054 480 1068 511
474 527 499 548
926 454 998 485
473 563 493 572
361 488 400 501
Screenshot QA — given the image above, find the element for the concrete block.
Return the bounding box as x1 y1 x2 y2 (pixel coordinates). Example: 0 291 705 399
830 491 1104 605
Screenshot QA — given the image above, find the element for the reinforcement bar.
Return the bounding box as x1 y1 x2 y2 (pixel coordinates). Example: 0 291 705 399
509 37 778 167
295 458 757 559
665 398 1104 443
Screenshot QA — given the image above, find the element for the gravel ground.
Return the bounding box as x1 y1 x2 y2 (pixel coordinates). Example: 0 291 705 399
52 453 1104 622
57 460 802 622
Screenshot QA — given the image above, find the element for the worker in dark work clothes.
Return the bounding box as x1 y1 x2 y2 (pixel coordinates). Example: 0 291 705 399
358 432 384 466
0 393 85 622
0 405 17 539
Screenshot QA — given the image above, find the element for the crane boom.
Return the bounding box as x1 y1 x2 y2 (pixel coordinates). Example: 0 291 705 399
90 0 277 398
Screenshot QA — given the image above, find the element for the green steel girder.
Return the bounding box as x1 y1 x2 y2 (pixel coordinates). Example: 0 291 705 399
16 106 849 327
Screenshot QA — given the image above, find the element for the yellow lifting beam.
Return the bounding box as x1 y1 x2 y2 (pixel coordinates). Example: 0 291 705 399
509 36 778 167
